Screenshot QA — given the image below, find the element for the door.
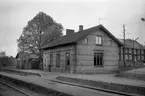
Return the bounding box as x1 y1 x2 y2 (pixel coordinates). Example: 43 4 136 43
50 54 53 67
65 52 70 71
56 54 60 67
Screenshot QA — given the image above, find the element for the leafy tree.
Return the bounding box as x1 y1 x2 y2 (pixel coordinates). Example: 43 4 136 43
0 56 16 68
17 12 63 69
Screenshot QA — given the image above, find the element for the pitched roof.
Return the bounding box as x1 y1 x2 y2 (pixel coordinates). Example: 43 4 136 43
41 24 123 50
15 52 38 59
15 51 29 59
118 38 144 49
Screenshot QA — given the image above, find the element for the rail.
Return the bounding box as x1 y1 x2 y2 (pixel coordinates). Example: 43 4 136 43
0 80 31 96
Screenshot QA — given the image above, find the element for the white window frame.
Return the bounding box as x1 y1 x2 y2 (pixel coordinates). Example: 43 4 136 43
129 55 132 60
84 38 88 44
96 36 102 45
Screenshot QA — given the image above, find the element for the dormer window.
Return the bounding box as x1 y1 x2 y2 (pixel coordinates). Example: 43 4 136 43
84 38 88 44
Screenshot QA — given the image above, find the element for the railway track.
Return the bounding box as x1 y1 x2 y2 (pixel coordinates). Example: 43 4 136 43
0 80 31 96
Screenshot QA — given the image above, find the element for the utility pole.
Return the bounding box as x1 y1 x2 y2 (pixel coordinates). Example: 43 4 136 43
123 24 126 67
133 37 139 67
98 18 101 24
39 12 43 70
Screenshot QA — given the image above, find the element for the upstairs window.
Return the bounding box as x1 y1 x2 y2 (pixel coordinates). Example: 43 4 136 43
134 49 136 54
125 48 128 53
129 48 132 53
109 40 112 46
137 49 140 54
96 36 102 45
84 38 88 44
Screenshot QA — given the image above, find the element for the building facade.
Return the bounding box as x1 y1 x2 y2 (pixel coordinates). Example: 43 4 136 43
16 52 39 69
42 25 123 73
119 39 145 67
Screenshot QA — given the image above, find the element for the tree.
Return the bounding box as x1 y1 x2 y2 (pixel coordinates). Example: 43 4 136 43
17 12 63 69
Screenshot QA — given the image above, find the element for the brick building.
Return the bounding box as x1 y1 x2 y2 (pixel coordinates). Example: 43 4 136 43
41 25 123 73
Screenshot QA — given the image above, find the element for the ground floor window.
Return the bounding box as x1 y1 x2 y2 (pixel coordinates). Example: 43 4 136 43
129 55 132 60
125 55 128 60
134 55 137 61
45 58 47 67
121 54 123 61
94 52 103 67
56 53 60 67
141 55 144 60
137 55 140 60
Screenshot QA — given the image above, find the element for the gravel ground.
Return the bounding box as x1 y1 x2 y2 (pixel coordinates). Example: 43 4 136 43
0 79 47 96
0 82 26 96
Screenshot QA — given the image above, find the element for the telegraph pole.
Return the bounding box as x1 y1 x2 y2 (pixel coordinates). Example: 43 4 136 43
98 17 106 24
98 18 101 24
123 24 126 67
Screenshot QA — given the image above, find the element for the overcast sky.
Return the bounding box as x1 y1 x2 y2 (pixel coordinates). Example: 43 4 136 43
0 0 145 57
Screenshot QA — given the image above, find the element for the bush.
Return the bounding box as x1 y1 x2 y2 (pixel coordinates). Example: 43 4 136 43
0 56 16 68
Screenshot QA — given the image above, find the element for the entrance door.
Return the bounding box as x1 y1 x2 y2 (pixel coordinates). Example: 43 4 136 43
65 52 70 71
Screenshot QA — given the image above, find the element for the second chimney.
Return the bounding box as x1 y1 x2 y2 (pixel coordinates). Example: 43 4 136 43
79 25 83 31
66 29 74 36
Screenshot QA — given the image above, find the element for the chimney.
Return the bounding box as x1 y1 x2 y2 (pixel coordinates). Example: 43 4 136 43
66 29 74 36
79 25 83 31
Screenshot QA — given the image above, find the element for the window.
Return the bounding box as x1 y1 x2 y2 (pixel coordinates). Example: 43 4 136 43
109 40 112 46
129 55 132 60
134 56 137 61
141 55 144 60
96 36 102 45
134 49 136 54
141 50 144 54
121 55 123 61
125 48 128 53
137 49 140 54
129 48 132 53
121 48 123 54
44 58 46 67
50 54 53 67
84 38 88 44
56 53 60 67
125 55 128 60
137 55 140 60
94 52 103 67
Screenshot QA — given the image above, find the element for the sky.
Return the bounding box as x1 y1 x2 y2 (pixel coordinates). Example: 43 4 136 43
0 0 145 57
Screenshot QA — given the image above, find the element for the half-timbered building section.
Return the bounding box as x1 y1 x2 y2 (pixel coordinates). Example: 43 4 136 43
119 39 145 67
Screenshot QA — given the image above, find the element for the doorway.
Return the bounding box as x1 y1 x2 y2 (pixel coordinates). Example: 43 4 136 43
65 52 70 71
